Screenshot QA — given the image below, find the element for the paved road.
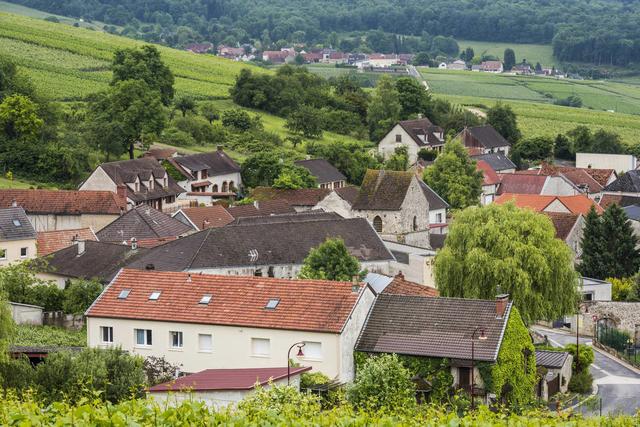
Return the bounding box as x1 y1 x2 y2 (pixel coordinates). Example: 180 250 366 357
534 327 640 415
407 65 429 90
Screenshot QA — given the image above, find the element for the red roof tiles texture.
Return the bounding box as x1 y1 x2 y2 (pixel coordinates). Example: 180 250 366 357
87 269 364 333
0 189 125 215
476 160 500 186
495 193 603 215
37 228 97 256
179 206 235 229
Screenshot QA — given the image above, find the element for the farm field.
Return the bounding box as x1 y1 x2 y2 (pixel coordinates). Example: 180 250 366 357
0 12 268 100
420 68 640 115
456 39 556 67
0 0 116 31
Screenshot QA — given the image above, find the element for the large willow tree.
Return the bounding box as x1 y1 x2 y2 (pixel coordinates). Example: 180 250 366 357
435 203 578 324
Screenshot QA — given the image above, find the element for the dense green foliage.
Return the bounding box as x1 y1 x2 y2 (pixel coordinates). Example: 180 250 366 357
299 238 361 281
579 205 640 280
486 103 520 145
11 325 87 347
564 344 595 393
608 276 640 302
423 139 482 210
435 203 579 325
511 136 554 169
272 166 317 190
62 280 103 315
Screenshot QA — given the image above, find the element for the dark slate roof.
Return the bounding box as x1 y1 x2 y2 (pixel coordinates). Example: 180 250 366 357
397 118 444 147
96 205 193 242
419 180 449 210
352 170 414 211
334 186 360 204
172 150 240 178
622 205 640 221
0 207 36 241
356 294 511 362
535 350 570 369
126 215 393 271
43 241 148 283
603 170 640 193
98 158 184 203
465 125 511 149
471 153 516 172
294 159 346 184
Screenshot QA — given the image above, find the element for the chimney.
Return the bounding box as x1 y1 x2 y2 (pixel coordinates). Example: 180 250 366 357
130 237 138 250
202 219 210 229
496 294 509 319
116 185 127 200
77 240 86 256
11 199 17 208
253 200 259 209
351 276 360 293
395 271 404 280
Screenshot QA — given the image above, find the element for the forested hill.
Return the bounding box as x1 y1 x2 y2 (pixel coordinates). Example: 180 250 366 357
7 0 640 66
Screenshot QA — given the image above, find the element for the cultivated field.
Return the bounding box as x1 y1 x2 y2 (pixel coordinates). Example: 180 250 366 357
0 12 268 100
456 40 556 67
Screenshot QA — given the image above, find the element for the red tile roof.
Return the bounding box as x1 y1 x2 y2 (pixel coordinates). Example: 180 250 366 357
148 367 312 392
497 174 547 194
382 274 438 297
476 160 500 186
540 163 615 187
37 228 97 256
86 269 365 333
0 189 125 215
495 193 603 215
251 187 330 207
560 194 604 215
544 212 581 240
177 206 235 230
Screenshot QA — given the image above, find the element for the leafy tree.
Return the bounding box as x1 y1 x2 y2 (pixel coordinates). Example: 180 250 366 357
88 80 166 159
63 280 103 315
384 145 409 171
285 105 323 138
554 95 582 108
159 127 196 147
347 354 416 413
143 356 182 386
395 77 431 120
554 133 574 160
241 151 286 188
299 238 361 281
608 277 637 301
111 45 174 106
503 48 516 71
367 75 401 141
238 382 321 421
567 126 593 153
307 141 381 185
272 166 317 189
435 203 579 324
294 53 305 65
0 291 13 361
200 102 220 124
511 136 554 168
461 47 474 62
174 96 196 117
418 148 437 161
0 94 43 141
579 207 608 279
535 62 542 73
487 102 521 144
413 52 431 66
592 129 625 154
423 139 482 210
221 108 258 131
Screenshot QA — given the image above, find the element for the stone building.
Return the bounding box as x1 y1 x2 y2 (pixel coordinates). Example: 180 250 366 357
351 170 441 248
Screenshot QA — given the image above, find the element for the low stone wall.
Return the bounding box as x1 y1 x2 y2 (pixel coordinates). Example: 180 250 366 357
580 301 640 343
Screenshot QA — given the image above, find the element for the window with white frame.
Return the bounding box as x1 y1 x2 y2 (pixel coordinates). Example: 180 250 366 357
100 326 113 343
303 341 322 360
135 329 152 346
436 213 443 223
251 338 270 357
20 247 28 258
198 334 213 352
170 331 183 348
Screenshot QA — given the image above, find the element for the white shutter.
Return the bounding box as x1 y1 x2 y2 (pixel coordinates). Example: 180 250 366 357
303 342 322 360
199 334 213 352
251 338 270 357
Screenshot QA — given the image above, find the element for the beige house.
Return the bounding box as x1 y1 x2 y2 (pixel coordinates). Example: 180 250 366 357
378 118 445 164
86 269 377 381
0 207 37 266
0 189 125 232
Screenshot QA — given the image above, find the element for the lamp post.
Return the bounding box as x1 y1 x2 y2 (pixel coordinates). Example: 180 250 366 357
470 326 487 409
287 342 305 385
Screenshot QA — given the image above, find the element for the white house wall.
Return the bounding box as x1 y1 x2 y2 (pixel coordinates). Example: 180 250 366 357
338 287 376 382
314 192 354 218
540 176 579 196
0 238 37 267
378 125 421 165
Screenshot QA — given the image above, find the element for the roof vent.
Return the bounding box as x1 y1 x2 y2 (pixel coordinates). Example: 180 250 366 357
265 298 280 309
187 273 192 283
118 289 131 299
77 240 86 256
131 237 138 250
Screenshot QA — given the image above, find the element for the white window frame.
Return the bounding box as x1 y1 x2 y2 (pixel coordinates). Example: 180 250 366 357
100 326 113 343
135 329 153 346
302 341 323 361
436 213 443 223
198 333 213 353
251 337 271 358
170 331 184 349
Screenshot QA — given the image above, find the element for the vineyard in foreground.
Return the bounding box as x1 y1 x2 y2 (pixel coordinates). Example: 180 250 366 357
0 394 637 426
0 12 268 100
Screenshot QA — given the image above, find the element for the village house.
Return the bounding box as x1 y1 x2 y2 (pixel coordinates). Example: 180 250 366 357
0 189 125 232
294 159 346 190
355 294 532 404
494 193 603 216
378 118 445 164
535 350 573 399
545 212 584 260
602 169 640 201
0 207 37 266
471 153 516 174
496 174 579 196
262 50 295 63
250 187 332 212
149 367 311 408
217 45 252 61
80 158 184 212
457 125 511 156
96 205 194 248
37 228 97 256
476 160 501 205
85 269 377 381
576 153 637 173
125 212 394 279
446 60 467 71
38 240 147 288
225 200 296 219
142 147 177 162
185 43 214 54
479 61 503 73
621 205 640 241
168 148 242 204
512 62 533 75
358 53 400 68
351 170 446 248
314 186 361 219
527 163 616 200
378 242 438 287
600 194 640 209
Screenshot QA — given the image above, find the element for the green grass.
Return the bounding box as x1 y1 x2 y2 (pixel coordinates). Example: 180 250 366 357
0 12 268 100
0 175 50 189
0 0 117 31
457 39 556 66
11 325 87 347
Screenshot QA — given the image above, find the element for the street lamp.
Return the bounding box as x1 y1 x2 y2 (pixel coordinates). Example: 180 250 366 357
287 342 305 385
470 327 487 409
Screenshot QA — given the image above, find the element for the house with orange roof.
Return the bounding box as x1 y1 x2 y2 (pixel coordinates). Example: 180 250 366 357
37 227 97 256
494 193 603 215
476 160 500 205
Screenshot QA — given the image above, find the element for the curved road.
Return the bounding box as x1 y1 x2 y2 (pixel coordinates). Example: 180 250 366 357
534 327 640 415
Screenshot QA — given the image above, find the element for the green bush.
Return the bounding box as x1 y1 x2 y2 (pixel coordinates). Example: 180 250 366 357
237 382 321 420
11 325 86 347
564 344 595 372
568 369 593 394
347 353 416 413
160 127 196 147
0 355 35 393
28 284 64 312
62 280 102 315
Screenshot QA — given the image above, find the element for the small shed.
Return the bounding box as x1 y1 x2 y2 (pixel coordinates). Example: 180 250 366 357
148 366 311 408
535 350 573 400
9 302 43 325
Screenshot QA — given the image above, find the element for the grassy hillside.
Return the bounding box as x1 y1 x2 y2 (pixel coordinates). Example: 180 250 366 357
0 12 269 100
457 40 556 67
0 1 117 31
